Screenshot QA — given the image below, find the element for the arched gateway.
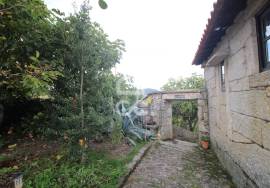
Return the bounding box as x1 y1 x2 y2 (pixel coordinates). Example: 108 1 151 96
139 90 209 140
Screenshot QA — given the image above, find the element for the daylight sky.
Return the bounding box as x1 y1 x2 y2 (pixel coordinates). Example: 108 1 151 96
45 0 216 90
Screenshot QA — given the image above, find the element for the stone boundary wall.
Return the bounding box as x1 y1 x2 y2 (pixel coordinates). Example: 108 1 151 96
140 90 209 141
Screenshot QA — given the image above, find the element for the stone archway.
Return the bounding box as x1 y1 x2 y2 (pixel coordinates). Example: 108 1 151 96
141 90 209 140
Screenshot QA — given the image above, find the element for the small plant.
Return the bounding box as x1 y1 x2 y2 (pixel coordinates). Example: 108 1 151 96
200 135 210 150
111 123 124 145
201 135 210 142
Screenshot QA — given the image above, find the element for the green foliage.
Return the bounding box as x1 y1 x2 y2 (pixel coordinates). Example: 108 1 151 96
0 0 65 101
161 73 204 91
201 135 210 142
0 167 15 176
111 120 124 145
172 100 198 131
98 0 108 9
0 0 129 139
50 1 125 140
115 73 139 109
23 146 144 188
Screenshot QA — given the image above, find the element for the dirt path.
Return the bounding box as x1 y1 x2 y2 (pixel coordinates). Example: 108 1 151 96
123 140 234 188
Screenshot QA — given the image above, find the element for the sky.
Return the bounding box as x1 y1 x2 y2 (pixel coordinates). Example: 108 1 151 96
45 0 216 90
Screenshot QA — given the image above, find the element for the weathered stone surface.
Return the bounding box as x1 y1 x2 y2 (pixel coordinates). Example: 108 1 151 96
244 34 260 76
227 48 247 81
203 1 270 187
173 127 198 143
206 77 217 90
230 90 270 121
161 91 201 101
208 107 217 128
249 69 270 88
229 77 250 92
228 18 254 54
231 112 264 145
228 142 270 187
211 139 257 188
124 141 234 188
231 131 253 144
262 123 270 150
212 130 270 187
208 96 217 109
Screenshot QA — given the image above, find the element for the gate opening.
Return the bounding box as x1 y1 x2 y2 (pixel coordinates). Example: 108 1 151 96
172 100 198 142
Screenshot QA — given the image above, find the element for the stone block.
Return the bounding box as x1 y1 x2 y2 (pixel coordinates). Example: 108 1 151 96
228 19 254 54
231 112 264 145
249 69 270 88
208 107 217 128
229 77 250 92
230 90 270 121
204 66 216 81
244 35 260 76
217 105 228 133
212 140 258 188
262 123 270 150
227 48 248 81
228 142 270 187
206 77 216 90
231 131 253 144
208 96 217 109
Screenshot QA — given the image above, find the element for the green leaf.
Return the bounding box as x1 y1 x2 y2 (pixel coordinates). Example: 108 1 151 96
36 51 40 58
98 0 108 9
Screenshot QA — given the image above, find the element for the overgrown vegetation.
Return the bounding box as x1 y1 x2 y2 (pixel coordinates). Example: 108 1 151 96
0 141 146 187
0 0 130 141
0 0 143 187
161 74 204 131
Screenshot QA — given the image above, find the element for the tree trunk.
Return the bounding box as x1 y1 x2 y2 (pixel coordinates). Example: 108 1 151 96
80 65 84 129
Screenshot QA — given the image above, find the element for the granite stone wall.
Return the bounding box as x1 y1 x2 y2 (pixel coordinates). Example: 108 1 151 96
204 0 270 187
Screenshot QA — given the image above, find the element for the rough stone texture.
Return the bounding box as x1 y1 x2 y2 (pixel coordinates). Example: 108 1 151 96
262 123 270 150
119 143 153 188
229 77 250 92
231 112 265 145
230 90 270 121
249 69 270 88
203 0 270 187
173 127 198 143
124 140 234 188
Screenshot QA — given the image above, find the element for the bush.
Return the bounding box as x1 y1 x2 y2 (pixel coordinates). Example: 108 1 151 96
24 151 125 188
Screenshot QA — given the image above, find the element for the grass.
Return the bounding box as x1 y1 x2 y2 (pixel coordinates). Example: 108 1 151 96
1 141 147 188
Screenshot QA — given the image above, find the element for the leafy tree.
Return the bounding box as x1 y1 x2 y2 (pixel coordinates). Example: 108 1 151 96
161 74 204 131
115 73 140 110
51 1 125 141
0 0 66 101
161 73 204 91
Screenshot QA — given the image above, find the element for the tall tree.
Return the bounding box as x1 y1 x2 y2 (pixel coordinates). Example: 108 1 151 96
53 1 125 140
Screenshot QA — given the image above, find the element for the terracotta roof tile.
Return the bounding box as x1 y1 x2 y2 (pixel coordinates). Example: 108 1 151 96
192 0 247 65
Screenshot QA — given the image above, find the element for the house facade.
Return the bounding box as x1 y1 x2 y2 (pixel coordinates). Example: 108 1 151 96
193 0 270 187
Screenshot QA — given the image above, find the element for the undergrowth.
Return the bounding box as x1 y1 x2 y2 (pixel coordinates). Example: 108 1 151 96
20 142 146 188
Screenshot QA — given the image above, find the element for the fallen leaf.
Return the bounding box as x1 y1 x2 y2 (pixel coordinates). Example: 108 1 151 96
8 144 17 149
13 165 19 170
56 155 63 160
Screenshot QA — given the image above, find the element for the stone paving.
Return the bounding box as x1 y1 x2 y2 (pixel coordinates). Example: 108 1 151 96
123 140 235 188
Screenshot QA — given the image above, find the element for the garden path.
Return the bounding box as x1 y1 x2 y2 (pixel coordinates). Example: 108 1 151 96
123 140 234 188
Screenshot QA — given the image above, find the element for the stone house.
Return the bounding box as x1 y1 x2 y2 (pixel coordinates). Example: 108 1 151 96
192 0 270 187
